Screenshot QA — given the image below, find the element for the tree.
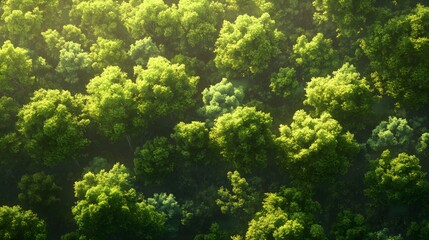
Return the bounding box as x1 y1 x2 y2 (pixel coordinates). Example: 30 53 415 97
361 4 429 108
70 0 125 39
121 0 181 50
304 63 376 130
134 137 175 185
171 121 211 164
85 66 139 141
293 33 340 80
242 187 326 240
214 13 284 78
330 210 369 240
0 40 34 100
17 89 90 166
89 37 128 73
134 56 199 123
0 97 20 164
313 0 375 38
0 205 47 240
216 170 258 216
210 106 274 173
56 41 92 86
269 67 299 98
128 37 162 67
72 163 166 240
176 0 222 58
276 110 359 183
365 150 429 208
366 116 428 156
198 78 244 125
18 172 62 209
0 0 59 48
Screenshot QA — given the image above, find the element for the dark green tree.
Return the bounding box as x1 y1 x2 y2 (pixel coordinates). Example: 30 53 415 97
18 172 62 209
134 137 175 185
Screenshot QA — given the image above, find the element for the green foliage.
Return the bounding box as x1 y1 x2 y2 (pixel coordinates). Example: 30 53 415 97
134 137 175 185
269 67 299 98
128 37 162 67
276 110 359 183
367 228 403 240
199 78 244 124
365 150 429 207
214 13 284 78
0 96 20 163
313 0 375 38
0 40 34 99
70 0 124 39
85 66 139 141
89 37 128 73
72 163 166 240
304 63 376 130
366 116 426 155
177 0 222 57
134 56 199 122
18 172 62 209
121 0 181 47
293 33 340 79
17 89 90 166
243 187 326 240
210 106 274 173
171 121 210 164
331 210 369 240
56 41 92 85
361 4 429 108
146 193 182 237
216 170 258 215
0 205 47 240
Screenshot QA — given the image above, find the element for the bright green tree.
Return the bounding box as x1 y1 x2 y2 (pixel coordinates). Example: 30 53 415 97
70 0 125 39
361 4 429 108
176 0 222 58
18 172 62 209
293 33 340 79
0 205 47 240
242 187 327 240
0 40 34 100
216 170 259 215
89 37 128 73
17 89 90 166
198 78 244 125
210 106 274 173
134 56 199 122
269 67 299 98
171 121 211 164
365 150 429 208
304 63 376 130
85 66 139 141
134 137 175 185
214 13 284 78
72 163 166 240
276 110 359 183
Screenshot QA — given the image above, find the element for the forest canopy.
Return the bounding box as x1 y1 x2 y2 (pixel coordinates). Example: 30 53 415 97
1 0 429 239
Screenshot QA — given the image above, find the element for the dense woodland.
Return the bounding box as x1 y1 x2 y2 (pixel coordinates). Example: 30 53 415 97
1 0 429 239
